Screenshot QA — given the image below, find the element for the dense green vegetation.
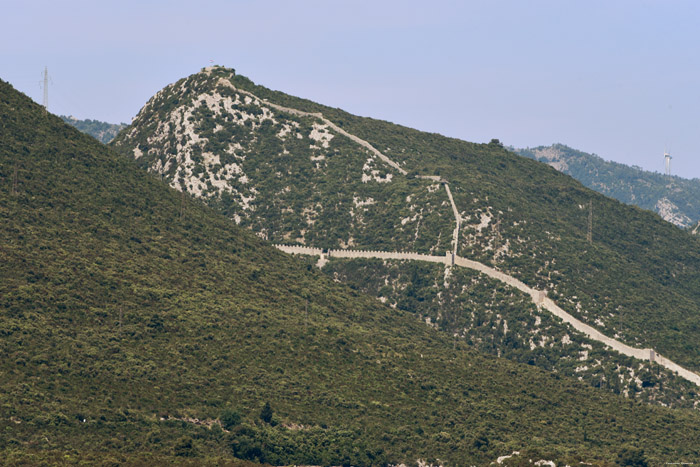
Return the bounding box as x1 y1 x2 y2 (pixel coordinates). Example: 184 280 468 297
112 66 700 405
5 78 700 464
60 115 126 143
324 258 700 408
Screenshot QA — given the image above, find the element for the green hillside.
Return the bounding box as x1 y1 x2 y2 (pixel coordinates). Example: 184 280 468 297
111 66 700 408
516 143 700 229
4 78 700 465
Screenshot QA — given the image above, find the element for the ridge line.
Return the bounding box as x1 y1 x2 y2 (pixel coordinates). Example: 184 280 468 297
219 79 407 175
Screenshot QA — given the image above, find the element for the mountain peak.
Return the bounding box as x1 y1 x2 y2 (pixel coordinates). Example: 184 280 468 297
112 69 700 413
6 71 700 464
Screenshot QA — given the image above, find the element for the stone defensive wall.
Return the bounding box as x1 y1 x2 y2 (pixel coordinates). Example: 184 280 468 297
414 175 460 255
274 249 700 384
273 245 448 264
453 255 700 385
321 121 408 175
443 183 460 224
654 354 700 386
210 79 700 386
415 175 445 182
273 244 324 256
328 249 447 263
541 297 654 361
444 183 461 256
454 256 532 296
225 81 407 176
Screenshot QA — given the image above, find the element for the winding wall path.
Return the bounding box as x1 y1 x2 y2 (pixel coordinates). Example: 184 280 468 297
275 244 700 386
415 176 460 256
220 79 407 175
219 79 700 387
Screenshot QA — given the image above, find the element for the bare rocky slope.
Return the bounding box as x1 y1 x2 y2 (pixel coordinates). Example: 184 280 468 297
112 66 700 409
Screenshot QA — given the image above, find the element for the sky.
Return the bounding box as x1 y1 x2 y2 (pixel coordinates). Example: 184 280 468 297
3 0 700 178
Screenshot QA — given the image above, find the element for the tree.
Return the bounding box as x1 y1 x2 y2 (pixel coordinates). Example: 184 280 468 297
260 401 273 423
220 408 242 430
173 436 196 457
617 446 648 467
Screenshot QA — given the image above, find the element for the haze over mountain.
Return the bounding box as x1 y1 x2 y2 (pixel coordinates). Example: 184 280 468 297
8 75 700 464
516 144 700 231
111 66 700 414
59 115 126 144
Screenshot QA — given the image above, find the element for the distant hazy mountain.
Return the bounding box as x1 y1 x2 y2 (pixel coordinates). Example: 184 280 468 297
515 144 700 230
60 115 126 143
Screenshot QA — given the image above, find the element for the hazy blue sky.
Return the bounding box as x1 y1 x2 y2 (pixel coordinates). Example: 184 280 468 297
3 0 699 177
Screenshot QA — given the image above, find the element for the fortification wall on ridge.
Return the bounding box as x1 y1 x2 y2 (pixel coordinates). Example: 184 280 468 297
221 80 407 175
273 244 324 256
448 255 699 385
329 249 447 264
273 244 700 385
416 175 444 182
655 354 700 386
273 244 448 264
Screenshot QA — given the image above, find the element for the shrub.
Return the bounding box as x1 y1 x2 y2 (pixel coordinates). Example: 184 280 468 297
173 436 196 457
220 408 242 430
260 402 273 423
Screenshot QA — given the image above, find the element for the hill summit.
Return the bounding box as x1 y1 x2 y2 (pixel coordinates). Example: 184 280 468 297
112 66 700 410
8 74 700 464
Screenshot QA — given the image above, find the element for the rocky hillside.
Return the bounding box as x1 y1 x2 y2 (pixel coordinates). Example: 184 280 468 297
112 66 700 409
60 115 126 143
7 77 700 465
516 144 700 229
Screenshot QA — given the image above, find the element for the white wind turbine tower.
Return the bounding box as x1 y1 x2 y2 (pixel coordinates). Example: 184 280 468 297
664 149 672 177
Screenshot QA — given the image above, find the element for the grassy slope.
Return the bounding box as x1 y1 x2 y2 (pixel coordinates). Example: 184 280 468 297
109 68 700 408
4 79 700 464
321 256 700 408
